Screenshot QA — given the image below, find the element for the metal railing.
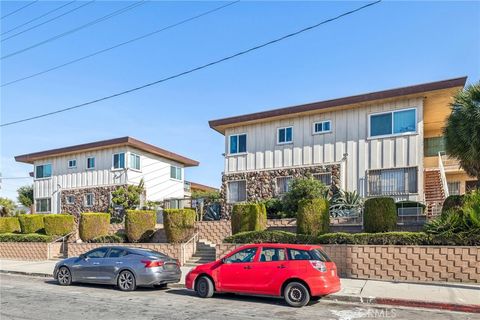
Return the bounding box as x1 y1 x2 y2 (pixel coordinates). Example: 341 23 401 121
438 152 450 198
329 204 363 225
47 231 75 260
180 232 198 266
366 167 418 196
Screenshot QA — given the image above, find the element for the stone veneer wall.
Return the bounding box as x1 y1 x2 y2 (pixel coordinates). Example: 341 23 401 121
215 244 480 283
61 185 127 218
220 164 340 217
0 243 50 260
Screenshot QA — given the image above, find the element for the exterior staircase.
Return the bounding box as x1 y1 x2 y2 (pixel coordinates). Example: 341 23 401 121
184 240 216 267
424 169 446 216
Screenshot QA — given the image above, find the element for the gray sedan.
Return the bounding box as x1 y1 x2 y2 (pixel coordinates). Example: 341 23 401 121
53 246 181 291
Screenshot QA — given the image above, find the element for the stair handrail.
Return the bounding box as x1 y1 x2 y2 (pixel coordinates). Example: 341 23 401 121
438 151 450 199
181 231 199 266
47 231 75 260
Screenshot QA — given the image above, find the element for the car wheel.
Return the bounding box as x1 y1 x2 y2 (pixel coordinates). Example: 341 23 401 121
283 282 310 307
57 266 72 286
118 270 136 291
195 276 214 298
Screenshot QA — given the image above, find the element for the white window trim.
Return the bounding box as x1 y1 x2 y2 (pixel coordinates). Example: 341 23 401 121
312 120 332 135
35 163 52 180
86 156 95 170
35 198 51 213
277 126 293 145
129 153 141 172
85 193 94 207
66 195 75 205
170 165 183 181
367 107 418 139
227 179 247 204
68 159 77 169
227 133 247 155
112 152 126 171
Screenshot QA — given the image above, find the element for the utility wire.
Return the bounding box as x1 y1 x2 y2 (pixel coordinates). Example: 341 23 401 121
1 0 147 60
1 1 95 42
0 177 32 180
0 0 382 127
1 1 76 36
1 1 239 87
1 1 38 20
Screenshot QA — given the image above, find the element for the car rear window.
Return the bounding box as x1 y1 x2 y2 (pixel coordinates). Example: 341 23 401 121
136 249 168 259
287 248 332 262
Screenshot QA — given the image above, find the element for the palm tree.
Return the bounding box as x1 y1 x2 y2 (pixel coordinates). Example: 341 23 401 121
444 81 480 189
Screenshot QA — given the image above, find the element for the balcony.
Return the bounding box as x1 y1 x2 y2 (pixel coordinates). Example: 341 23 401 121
439 152 462 172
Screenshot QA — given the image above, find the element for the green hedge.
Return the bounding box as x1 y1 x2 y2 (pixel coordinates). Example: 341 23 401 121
297 198 329 236
18 214 44 234
43 214 75 236
442 195 465 214
223 230 480 246
231 203 267 235
0 233 54 242
79 212 110 241
163 209 196 243
0 217 21 234
125 210 156 243
364 197 397 233
89 234 125 243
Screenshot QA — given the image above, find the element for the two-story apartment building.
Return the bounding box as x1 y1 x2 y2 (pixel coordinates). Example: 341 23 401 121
15 137 199 216
209 77 476 215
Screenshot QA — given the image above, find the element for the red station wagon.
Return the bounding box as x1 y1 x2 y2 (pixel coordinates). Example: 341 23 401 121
185 243 341 307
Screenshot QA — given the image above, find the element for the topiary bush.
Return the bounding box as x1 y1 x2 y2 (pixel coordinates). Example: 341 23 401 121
79 212 110 242
89 234 125 243
43 214 75 236
282 177 329 217
364 197 397 233
163 209 196 243
224 230 299 244
18 214 44 234
125 210 156 243
0 233 54 242
442 195 465 215
297 198 330 236
231 203 267 235
0 217 21 234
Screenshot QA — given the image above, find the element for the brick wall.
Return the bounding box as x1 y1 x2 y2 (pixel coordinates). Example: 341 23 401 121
0 243 49 260
215 244 480 283
196 221 232 244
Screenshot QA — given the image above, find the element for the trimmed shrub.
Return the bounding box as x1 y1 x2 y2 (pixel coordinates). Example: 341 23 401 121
0 233 54 242
163 209 196 243
224 230 299 244
125 210 156 243
364 197 397 233
442 195 465 215
297 198 330 236
79 212 110 241
43 214 75 236
18 214 44 234
0 217 21 234
89 234 125 243
231 203 267 235
263 198 286 219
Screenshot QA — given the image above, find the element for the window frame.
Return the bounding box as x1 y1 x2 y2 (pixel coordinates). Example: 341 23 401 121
35 163 52 179
66 195 75 205
276 176 293 195
68 159 77 169
85 247 109 259
112 152 125 170
227 179 247 204
85 193 94 207
170 165 183 181
312 120 332 135
224 247 258 264
313 172 333 185
129 153 141 171
86 156 95 170
35 198 51 213
367 166 418 196
277 126 293 145
368 107 417 139
228 133 247 155
258 247 287 262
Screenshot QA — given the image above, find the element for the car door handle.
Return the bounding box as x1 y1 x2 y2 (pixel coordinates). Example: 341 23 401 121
277 265 286 269
92 262 100 265
244 265 252 270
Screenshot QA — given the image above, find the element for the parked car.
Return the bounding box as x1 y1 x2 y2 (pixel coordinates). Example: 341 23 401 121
54 246 181 291
185 243 340 307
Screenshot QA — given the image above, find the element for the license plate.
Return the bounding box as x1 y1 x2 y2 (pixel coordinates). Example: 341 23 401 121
164 264 177 271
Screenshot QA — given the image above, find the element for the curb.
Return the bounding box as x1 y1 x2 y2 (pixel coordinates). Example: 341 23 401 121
0 270 52 278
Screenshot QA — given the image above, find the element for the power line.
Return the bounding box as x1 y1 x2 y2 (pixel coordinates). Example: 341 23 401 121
0 177 32 180
1 0 147 60
1 1 95 42
1 1 38 20
1 1 76 36
1 1 239 87
0 0 382 127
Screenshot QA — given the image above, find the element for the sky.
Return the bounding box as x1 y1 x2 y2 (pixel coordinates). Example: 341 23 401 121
1 0 479 202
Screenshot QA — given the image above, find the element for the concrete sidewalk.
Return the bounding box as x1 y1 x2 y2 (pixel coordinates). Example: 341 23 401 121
1 259 479 313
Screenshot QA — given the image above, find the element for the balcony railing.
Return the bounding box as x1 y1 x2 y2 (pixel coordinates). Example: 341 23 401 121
439 151 462 172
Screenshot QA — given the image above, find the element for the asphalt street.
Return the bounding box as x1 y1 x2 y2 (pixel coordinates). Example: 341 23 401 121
1 274 478 320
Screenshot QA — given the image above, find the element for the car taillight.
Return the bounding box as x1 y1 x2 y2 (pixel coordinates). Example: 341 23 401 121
310 260 327 272
141 260 164 268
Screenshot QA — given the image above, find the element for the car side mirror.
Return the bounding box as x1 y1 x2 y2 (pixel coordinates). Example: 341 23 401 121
222 258 231 264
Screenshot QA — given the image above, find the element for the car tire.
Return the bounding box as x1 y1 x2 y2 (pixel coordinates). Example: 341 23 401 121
117 270 136 291
57 266 72 286
283 282 310 307
195 276 214 298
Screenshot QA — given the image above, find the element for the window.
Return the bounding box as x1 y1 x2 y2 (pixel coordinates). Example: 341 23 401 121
313 173 332 185
229 134 247 154
447 181 460 195
87 157 95 169
129 153 141 170
313 120 331 134
85 193 94 207
66 195 75 205
227 180 246 203
369 108 416 137
367 167 418 196
259 247 286 262
85 248 109 259
36 198 51 213
225 247 257 263
35 164 52 179
286 248 331 262
276 177 292 194
170 166 182 180
68 159 76 168
424 137 445 157
277 127 293 144
108 248 128 258
113 153 125 169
